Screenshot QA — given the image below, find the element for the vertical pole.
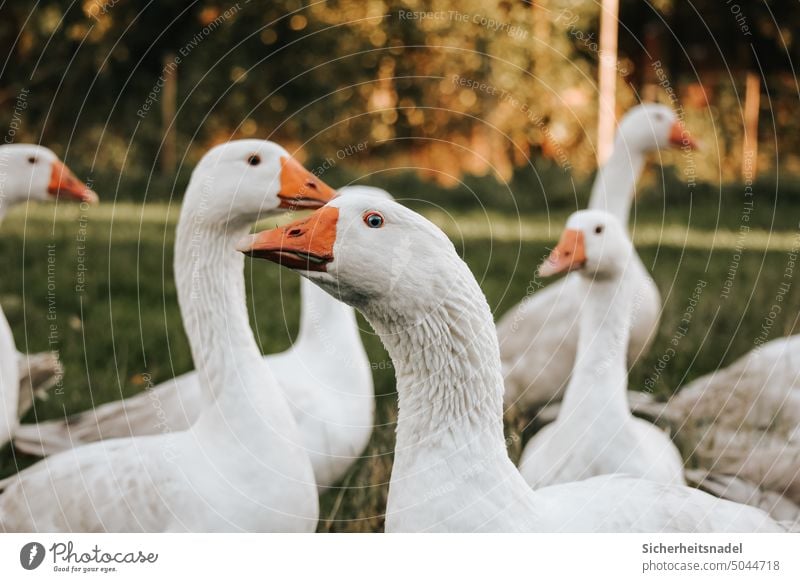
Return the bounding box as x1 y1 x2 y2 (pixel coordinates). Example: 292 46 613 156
597 0 620 164
742 71 760 181
161 53 177 175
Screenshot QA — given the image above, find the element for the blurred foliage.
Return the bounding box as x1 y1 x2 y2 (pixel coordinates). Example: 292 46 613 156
0 0 799 203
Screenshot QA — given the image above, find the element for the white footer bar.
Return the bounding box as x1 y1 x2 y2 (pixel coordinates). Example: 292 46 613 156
1 533 798 581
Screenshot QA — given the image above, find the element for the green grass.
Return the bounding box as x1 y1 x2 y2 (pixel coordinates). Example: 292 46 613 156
1 198 799 532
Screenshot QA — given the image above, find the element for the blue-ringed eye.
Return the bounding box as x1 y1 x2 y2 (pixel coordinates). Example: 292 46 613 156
364 211 384 228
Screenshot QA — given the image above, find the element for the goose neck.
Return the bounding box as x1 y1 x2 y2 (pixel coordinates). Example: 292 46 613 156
174 202 260 400
363 266 506 453
559 273 634 421
588 143 645 224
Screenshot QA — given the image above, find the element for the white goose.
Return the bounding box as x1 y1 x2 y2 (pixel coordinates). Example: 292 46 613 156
13 185 381 489
0 140 329 532
629 334 800 519
0 144 97 449
238 193 785 532
518 210 684 488
499 104 695 410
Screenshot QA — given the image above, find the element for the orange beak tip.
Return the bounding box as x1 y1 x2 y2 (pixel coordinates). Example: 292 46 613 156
539 229 586 277
673 137 699 151
537 262 557 278
668 120 699 151
83 190 100 205
235 234 259 254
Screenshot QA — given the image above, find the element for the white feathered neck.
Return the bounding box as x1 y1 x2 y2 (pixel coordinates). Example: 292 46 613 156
174 206 260 400
559 266 637 423
587 137 646 224
357 248 540 531
362 253 506 449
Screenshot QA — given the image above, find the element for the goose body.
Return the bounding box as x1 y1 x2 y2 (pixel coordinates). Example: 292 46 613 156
15 352 63 419
0 144 96 448
499 105 692 410
0 140 330 532
686 470 800 525
13 186 383 489
2 367 313 532
0 314 18 448
499 253 660 409
518 211 684 488
630 335 800 512
239 194 784 532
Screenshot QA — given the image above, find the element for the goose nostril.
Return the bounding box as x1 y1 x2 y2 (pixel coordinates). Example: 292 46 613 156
287 228 303 237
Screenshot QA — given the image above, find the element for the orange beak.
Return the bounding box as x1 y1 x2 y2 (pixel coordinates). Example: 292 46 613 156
538 228 587 277
237 206 339 272
278 156 337 210
48 160 99 204
668 120 698 150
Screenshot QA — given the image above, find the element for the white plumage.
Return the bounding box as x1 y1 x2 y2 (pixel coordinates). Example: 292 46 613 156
0 144 95 448
239 194 786 533
519 211 684 488
631 335 800 519
13 186 387 490
499 104 689 410
1 140 326 532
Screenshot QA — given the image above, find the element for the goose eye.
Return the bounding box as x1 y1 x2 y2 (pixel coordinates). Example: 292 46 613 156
247 154 261 166
595 225 604 234
363 211 384 229
27 157 36 164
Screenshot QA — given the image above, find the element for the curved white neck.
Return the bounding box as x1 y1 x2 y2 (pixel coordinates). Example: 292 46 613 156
361 257 535 530
588 140 645 225
174 198 262 403
363 262 507 452
559 269 635 422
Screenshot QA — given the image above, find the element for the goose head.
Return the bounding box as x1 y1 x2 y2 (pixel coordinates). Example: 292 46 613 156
538 209 633 281
236 193 456 309
0 144 98 210
616 103 697 153
186 139 337 223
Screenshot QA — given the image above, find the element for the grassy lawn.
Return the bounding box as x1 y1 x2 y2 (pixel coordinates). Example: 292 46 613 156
1 198 799 532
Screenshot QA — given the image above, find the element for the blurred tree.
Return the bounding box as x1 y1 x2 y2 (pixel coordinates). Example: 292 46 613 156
0 0 798 201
